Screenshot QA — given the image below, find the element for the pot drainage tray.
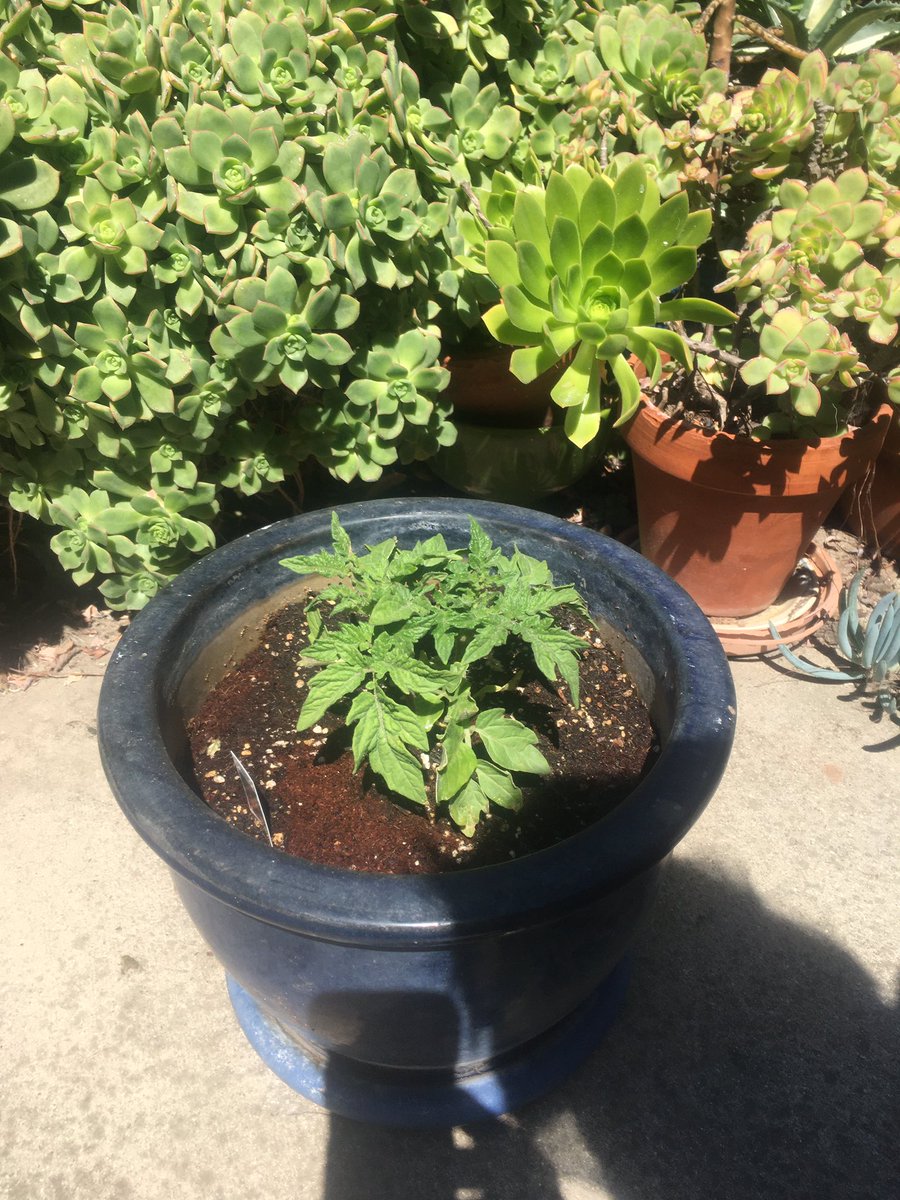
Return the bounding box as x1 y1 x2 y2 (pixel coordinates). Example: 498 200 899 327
712 544 841 658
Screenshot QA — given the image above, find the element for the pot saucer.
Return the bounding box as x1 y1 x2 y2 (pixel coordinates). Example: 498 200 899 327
711 544 842 658
226 962 630 1127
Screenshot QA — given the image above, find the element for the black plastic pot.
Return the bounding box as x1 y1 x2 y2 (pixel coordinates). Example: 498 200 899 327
98 499 735 1127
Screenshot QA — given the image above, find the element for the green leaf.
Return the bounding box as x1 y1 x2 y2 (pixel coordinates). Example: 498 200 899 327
0 158 60 211
388 662 446 699
280 550 339 576
474 708 551 775
512 190 550 259
516 241 551 301
520 625 582 706
370 590 417 626
447 777 490 838
460 622 508 668
632 325 692 371
475 762 523 812
612 161 649 221
370 739 427 805
549 217 580 282
545 172 579 227
613 214 648 261
322 193 357 229
644 192 689 258
191 130 222 174
483 304 538 347
551 341 594 408
485 239 519 287
611 354 643 425
510 342 563 384
437 723 477 802
0 217 23 259
649 247 697 295
297 661 367 729
579 176 616 239
501 284 548 333
659 297 734 325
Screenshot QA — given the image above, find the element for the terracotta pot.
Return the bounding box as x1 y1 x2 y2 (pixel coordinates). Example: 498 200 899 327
436 346 595 501
839 406 900 556
442 345 565 429
624 400 893 618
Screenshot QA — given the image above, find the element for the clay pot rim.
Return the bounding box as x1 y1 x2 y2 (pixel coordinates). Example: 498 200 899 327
625 398 894 497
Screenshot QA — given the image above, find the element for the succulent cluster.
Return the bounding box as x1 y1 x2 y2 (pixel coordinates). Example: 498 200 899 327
478 160 733 447
772 570 900 726
0 0 618 605
719 166 900 431
2 0 900 605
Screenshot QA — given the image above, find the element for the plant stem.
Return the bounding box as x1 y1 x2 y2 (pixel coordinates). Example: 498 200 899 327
691 341 746 368
709 0 736 77
736 14 807 61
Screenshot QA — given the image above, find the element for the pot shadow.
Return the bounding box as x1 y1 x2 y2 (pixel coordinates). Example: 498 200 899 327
319 858 897 1200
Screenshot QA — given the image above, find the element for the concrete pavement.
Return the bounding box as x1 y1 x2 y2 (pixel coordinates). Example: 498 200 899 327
1 656 897 1200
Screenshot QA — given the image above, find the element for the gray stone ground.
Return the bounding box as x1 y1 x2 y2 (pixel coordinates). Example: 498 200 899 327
1 654 897 1200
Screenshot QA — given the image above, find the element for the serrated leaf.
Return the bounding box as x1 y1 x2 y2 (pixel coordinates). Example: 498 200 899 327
281 550 340 576
388 662 447 699
467 517 497 565
370 589 417 626
306 606 323 643
297 662 366 729
520 625 582 706
460 622 508 668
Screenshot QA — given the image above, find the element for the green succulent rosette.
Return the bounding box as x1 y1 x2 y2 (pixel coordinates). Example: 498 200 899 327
480 160 733 447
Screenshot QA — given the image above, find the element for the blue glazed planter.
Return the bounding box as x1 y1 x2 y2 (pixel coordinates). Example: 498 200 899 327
98 499 735 1127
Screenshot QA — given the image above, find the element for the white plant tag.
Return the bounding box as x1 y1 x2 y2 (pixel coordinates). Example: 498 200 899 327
229 751 274 847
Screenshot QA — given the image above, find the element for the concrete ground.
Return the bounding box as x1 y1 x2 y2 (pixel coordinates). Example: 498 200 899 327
1 649 897 1200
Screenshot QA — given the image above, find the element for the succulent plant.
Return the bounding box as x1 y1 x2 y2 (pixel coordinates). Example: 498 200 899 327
1 0 898 610
480 159 733 446
719 169 885 310
770 570 900 725
728 53 826 179
445 66 521 176
595 2 726 123
304 132 424 289
211 265 359 392
69 295 175 424
56 177 164 305
345 327 449 441
48 487 139 585
220 9 334 112
739 306 865 432
156 102 305 254
507 33 584 114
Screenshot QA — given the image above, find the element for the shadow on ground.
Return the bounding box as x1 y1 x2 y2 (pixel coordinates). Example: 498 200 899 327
320 858 897 1200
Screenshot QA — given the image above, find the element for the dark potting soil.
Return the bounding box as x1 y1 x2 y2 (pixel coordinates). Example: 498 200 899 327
186 603 659 875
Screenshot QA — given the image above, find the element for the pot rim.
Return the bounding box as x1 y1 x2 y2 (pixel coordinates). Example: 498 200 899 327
98 499 735 946
625 398 894 496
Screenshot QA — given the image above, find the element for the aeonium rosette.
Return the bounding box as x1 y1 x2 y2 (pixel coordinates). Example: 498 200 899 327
479 159 734 447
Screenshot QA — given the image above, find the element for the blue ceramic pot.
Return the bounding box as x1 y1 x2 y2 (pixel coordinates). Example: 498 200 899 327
98 499 735 1127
